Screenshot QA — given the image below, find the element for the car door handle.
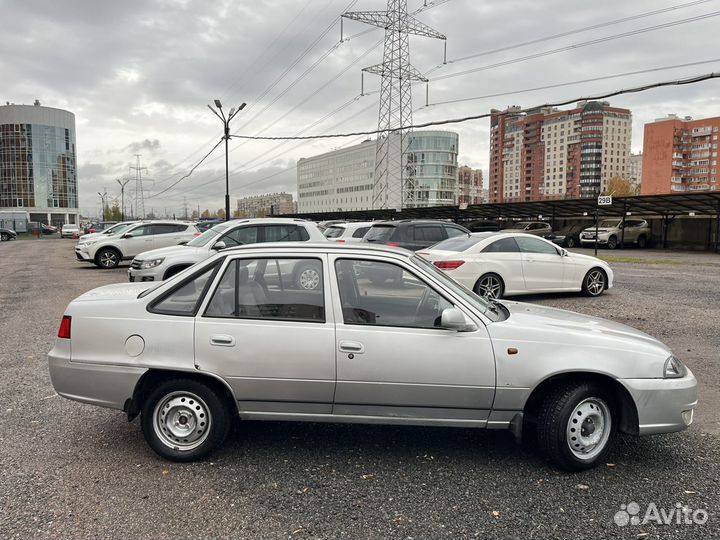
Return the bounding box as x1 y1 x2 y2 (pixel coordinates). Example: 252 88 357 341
210 335 235 347
339 340 364 354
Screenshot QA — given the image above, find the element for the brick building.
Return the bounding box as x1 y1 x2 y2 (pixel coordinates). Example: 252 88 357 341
488 101 632 203
456 165 483 205
236 192 295 218
641 114 720 195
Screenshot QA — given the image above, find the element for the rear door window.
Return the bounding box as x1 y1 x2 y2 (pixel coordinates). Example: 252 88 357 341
262 225 309 242
352 226 371 238
413 225 444 243
324 226 345 238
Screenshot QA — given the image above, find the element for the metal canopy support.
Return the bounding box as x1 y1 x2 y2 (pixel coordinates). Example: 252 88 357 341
716 201 720 253
620 202 627 249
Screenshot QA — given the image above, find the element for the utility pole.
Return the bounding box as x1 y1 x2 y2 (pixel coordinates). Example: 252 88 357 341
343 0 445 210
183 196 189 220
116 178 130 221
208 100 246 221
130 155 148 219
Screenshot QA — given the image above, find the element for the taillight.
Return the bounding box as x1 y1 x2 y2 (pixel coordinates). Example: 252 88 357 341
434 260 465 270
58 315 72 339
193 232 202 236
335 239 345 243
416 252 429 256
386 243 400 248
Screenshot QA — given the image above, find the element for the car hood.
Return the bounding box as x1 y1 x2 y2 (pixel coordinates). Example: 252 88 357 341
73 282 152 302
492 300 670 357
134 245 205 261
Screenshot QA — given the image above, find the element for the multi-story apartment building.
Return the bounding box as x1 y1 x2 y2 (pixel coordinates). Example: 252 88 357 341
236 192 294 218
641 114 720 195
628 153 643 194
489 101 632 203
456 165 483 205
297 131 459 212
0 102 79 226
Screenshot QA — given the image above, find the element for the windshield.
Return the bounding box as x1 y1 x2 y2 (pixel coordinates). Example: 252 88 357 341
427 235 480 252
324 226 345 238
186 223 230 247
104 223 131 235
599 219 621 228
411 255 503 322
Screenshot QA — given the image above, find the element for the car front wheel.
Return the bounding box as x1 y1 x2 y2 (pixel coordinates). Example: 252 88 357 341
536 382 617 471
141 378 231 462
96 248 121 269
294 262 322 290
565 237 575 248
582 268 607 297
606 235 618 249
0 232 9 241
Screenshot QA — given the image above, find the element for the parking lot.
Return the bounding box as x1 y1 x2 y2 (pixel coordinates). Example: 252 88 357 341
1 238 719 539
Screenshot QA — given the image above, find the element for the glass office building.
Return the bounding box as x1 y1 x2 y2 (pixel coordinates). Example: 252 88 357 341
406 131 459 207
0 103 79 226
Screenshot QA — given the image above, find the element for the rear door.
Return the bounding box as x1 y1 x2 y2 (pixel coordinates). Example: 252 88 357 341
515 236 567 290
194 254 336 414
151 224 192 249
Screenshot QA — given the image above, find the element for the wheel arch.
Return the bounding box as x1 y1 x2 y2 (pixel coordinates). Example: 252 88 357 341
94 244 123 262
522 371 638 436
124 368 237 421
474 271 505 292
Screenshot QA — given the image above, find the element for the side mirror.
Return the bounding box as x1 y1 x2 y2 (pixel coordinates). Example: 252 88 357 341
560 248 568 257
212 241 226 250
440 307 477 332
122 233 134 239
177 240 188 246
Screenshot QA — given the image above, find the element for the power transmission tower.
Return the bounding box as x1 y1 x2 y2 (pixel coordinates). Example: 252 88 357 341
343 0 445 209
130 154 148 219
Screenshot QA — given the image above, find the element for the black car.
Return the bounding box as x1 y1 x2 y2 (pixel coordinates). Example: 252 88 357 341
363 219 470 251
462 219 500 233
0 227 17 241
544 223 585 248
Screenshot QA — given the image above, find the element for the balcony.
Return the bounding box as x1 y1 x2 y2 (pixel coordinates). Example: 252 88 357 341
692 127 712 137
671 185 687 192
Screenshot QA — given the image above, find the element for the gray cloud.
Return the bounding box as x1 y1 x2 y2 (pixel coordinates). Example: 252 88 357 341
2 0 719 216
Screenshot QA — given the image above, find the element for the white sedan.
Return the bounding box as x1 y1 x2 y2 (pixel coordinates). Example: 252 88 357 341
417 232 613 299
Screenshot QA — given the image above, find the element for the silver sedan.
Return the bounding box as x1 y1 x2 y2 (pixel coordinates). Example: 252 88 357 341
48 243 697 470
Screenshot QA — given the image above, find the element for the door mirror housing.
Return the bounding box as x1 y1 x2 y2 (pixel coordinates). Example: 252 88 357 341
560 248 568 257
122 233 134 239
212 241 226 251
177 240 188 246
440 307 477 332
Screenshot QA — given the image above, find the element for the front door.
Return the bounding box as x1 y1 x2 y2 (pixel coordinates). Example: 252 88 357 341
194 254 336 414
329 256 496 421
121 224 155 258
516 236 567 290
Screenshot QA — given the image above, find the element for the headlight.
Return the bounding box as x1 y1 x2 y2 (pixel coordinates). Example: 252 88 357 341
84 240 96 246
141 258 165 269
664 355 687 378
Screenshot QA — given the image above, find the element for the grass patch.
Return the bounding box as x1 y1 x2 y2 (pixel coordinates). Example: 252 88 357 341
599 256 683 265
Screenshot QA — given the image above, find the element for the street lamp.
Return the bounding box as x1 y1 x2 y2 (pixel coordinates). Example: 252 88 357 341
116 178 130 221
208 99 246 221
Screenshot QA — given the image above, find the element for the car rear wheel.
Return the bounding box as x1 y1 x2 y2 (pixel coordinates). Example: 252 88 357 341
607 235 618 250
294 262 322 290
474 273 504 300
0 232 9 241
141 378 231 462
582 268 607 297
96 248 121 269
565 237 575 248
637 235 647 249
536 382 617 471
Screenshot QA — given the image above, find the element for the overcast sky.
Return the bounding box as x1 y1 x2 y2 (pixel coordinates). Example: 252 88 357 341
2 0 719 217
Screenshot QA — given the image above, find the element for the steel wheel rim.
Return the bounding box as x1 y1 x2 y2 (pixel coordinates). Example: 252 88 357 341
586 270 605 296
299 268 320 290
566 397 612 460
153 391 212 451
100 251 117 267
478 276 501 299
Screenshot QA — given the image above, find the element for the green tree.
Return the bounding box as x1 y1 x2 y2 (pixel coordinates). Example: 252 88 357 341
216 208 226 220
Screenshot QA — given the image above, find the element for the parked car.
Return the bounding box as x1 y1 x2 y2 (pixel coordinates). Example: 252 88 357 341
418 232 613 299
580 218 651 249
61 224 81 239
0 227 17 241
41 223 58 235
543 223 585 248
323 221 375 243
83 221 117 234
502 221 552 236
77 221 139 245
75 221 200 269
317 220 346 232
462 219 501 233
128 218 326 284
363 220 470 250
49 242 697 471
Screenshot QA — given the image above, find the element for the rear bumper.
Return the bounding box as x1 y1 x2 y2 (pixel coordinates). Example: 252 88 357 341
48 341 146 411
621 371 698 435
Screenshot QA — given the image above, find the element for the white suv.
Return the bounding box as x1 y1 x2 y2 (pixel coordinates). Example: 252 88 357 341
76 221 200 269
76 221 138 245
128 218 326 283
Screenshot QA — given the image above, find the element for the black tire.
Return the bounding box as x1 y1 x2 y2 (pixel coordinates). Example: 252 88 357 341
565 237 575 249
606 235 618 250
581 267 607 297
163 265 190 280
293 262 323 290
141 378 231 462
536 382 617 471
474 273 504 299
95 248 121 269
0 232 9 241
636 235 647 249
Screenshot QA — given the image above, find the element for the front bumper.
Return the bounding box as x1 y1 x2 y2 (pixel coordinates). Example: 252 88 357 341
128 266 161 282
622 370 698 435
580 235 609 245
75 247 93 261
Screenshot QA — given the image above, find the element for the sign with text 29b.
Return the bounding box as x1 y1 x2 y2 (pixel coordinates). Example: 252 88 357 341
597 195 613 206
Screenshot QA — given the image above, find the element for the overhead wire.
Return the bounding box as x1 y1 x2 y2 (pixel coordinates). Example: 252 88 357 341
146 139 224 199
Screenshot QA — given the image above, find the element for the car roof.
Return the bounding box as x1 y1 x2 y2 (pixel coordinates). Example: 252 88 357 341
371 219 459 226
220 242 414 256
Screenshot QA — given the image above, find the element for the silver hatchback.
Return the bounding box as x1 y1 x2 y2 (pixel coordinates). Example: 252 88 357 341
48 243 696 470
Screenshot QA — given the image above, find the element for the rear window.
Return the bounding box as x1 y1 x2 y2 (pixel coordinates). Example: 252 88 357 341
324 226 345 238
352 226 370 238
364 225 396 242
428 236 482 252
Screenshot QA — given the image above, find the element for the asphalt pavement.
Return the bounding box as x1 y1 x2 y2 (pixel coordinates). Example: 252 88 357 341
0 238 718 539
